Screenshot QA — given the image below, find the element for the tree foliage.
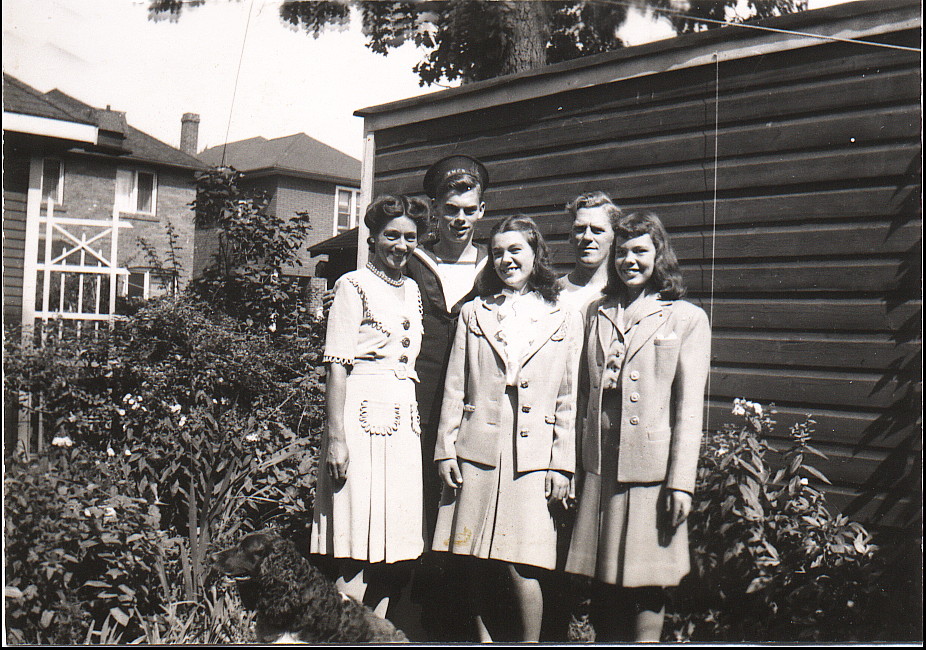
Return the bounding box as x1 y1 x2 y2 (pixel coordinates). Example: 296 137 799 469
151 1 807 85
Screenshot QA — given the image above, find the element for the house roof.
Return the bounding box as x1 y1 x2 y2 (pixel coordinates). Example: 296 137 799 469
309 226 358 256
198 133 360 185
3 73 96 125
3 74 205 171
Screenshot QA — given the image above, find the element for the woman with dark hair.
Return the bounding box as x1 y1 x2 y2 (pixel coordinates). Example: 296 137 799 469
311 194 430 620
566 211 711 641
432 215 583 641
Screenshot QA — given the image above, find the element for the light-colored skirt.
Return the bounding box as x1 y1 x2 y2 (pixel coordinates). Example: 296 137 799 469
565 400 690 587
432 389 558 571
311 372 426 564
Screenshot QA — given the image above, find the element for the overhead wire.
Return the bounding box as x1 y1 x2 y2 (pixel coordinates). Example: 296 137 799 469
590 0 921 52
221 0 257 167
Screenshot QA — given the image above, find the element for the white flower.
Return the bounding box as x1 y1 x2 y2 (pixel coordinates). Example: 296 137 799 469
102 506 117 518
51 435 74 447
245 432 260 442
169 403 182 414
116 408 126 416
123 393 133 403
753 402 763 417
178 416 187 427
107 447 116 457
732 398 746 416
800 477 809 485
124 448 132 457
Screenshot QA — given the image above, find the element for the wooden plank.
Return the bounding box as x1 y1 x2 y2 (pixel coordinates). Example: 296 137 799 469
671 221 922 262
378 144 921 210
763 442 915 491
372 25 919 146
680 259 910 293
376 76 919 174
823 486 917 530
696 298 921 332
711 332 920 372
708 366 908 409
705 402 920 451
473 185 920 236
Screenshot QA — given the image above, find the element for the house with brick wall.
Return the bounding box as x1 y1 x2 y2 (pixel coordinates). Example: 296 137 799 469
2 73 205 338
196 134 361 295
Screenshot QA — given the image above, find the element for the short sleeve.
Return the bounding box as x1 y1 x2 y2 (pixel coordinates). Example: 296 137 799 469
323 276 363 366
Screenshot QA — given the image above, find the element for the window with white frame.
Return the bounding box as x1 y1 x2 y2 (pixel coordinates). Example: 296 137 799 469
123 269 178 300
334 186 361 235
41 158 64 205
115 169 157 215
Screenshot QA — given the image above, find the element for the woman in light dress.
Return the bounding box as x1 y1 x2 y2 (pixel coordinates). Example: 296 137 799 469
432 216 583 641
566 211 711 641
311 194 430 618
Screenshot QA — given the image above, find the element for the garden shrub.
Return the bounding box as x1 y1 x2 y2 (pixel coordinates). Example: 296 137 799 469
664 400 888 642
4 446 171 644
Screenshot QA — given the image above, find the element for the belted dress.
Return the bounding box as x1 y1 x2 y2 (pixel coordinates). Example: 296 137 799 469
310 266 426 564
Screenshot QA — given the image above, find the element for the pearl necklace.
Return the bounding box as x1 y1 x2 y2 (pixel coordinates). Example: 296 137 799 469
366 262 404 287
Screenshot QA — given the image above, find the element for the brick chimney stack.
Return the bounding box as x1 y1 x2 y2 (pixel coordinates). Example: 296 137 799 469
180 113 200 155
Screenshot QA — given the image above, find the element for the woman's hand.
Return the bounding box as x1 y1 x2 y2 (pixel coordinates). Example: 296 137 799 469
665 488 692 528
439 458 464 488
326 437 350 482
545 470 571 505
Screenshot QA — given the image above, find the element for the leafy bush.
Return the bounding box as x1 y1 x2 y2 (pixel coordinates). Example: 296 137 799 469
665 400 887 642
4 297 327 643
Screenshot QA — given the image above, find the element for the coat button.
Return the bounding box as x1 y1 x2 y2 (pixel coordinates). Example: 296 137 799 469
402 319 410 330
519 428 529 437
520 380 529 388
630 392 640 402
522 405 532 413
629 416 639 425
629 370 640 380
399 355 408 364
401 337 410 348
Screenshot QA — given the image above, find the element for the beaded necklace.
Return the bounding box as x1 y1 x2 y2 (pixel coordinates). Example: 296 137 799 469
366 262 404 287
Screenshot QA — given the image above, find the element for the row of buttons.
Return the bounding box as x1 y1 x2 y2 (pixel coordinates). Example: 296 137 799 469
627 369 641 425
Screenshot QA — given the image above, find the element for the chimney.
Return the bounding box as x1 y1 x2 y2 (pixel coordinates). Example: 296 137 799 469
181 112 200 155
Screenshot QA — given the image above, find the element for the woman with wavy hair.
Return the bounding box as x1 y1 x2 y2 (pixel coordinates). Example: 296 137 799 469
432 215 583 641
566 211 711 641
311 194 430 620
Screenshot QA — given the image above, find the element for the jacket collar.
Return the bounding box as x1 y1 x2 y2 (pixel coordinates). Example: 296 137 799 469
475 292 564 367
412 245 488 313
596 293 668 365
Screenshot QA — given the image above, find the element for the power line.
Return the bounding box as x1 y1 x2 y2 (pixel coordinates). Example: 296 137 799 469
221 0 256 167
593 0 921 52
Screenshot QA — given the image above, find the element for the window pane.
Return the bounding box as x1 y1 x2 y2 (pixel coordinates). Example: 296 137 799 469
136 172 154 213
115 169 133 213
127 272 146 299
42 159 61 204
337 189 351 231
353 191 361 226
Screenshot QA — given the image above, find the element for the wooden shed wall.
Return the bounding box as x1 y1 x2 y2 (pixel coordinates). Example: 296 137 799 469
367 14 921 528
3 147 30 327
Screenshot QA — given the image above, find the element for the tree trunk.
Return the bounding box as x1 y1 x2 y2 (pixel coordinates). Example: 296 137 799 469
499 1 550 76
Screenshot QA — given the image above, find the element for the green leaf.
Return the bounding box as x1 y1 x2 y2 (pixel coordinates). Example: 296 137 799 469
802 464 832 485
40 610 54 628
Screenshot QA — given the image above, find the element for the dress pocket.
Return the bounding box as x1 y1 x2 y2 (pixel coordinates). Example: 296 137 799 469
359 399 401 436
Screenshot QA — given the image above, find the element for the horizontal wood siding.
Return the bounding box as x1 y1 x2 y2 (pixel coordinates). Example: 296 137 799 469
369 23 921 528
3 190 27 325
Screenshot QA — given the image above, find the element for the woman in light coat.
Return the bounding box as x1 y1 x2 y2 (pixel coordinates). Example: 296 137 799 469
432 216 583 642
565 211 711 642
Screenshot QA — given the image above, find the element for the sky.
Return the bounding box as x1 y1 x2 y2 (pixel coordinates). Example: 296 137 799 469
3 0 855 161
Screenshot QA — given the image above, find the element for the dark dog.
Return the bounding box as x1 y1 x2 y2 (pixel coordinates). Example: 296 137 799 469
213 531 408 643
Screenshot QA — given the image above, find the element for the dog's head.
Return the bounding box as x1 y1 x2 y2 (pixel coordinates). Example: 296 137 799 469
213 531 277 581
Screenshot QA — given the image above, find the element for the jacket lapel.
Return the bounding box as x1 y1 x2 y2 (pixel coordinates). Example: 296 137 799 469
411 248 448 313
622 299 668 364
520 303 566 367
473 296 507 363
596 299 620 361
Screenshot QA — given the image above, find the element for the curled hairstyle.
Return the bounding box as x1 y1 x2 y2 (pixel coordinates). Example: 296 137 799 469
566 190 623 225
477 215 561 304
605 211 686 300
364 194 430 248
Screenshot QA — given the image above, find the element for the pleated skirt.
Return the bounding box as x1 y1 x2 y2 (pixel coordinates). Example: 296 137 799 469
432 389 558 570
565 398 690 587
311 373 426 564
